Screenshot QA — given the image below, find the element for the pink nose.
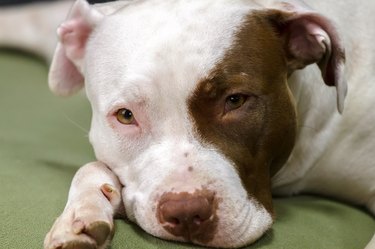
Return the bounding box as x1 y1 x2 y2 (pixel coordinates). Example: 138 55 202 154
157 191 217 243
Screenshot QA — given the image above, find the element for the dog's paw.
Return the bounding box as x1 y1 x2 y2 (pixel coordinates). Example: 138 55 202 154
44 210 113 249
44 188 117 249
44 213 113 249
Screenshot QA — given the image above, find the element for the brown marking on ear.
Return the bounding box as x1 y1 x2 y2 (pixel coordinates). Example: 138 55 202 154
263 8 347 113
265 10 346 86
188 13 297 214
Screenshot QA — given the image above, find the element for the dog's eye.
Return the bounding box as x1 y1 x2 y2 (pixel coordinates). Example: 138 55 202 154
116 108 135 125
225 94 247 112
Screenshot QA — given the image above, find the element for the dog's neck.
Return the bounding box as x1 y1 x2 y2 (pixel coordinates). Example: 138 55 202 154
272 65 341 192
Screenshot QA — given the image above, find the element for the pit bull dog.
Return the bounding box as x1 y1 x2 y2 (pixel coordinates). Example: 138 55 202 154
1 0 374 248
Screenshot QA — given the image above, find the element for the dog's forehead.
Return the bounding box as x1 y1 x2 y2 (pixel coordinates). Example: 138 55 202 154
85 0 262 109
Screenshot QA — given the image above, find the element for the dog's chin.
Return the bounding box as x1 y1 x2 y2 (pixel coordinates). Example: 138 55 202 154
128 192 273 248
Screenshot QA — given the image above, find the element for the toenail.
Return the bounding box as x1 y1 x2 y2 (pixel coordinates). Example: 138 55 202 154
102 184 114 193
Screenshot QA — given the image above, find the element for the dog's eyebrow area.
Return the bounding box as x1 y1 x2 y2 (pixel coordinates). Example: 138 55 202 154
89 73 153 112
185 12 298 216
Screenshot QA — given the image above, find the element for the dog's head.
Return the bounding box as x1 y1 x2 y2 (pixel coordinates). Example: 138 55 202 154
49 0 346 247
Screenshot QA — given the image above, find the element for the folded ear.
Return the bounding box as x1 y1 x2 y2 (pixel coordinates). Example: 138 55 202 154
264 1 347 113
49 0 103 96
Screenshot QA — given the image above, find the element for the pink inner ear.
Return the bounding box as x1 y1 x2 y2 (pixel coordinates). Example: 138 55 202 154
283 14 346 88
57 18 93 63
287 19 328 69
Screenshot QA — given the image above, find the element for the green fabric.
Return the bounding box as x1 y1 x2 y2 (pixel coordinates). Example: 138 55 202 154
0 50 374 249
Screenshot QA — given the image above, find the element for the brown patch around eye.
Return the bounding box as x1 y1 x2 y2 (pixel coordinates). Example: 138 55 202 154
188 12 297 215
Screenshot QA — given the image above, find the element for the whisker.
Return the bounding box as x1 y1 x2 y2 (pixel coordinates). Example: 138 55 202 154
63 114 89 135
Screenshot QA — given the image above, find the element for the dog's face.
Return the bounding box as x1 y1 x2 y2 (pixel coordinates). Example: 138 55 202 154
86 2 296 246
49 0 346 247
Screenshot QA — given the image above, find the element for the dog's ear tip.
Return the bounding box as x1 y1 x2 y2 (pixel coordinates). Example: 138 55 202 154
71 0 91 13
70 0 104 22
337 97 345 114
336 75 348 115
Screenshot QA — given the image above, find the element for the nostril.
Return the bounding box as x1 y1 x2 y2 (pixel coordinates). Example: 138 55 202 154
193 215 203 225
159 204 181 227
168 217 180 226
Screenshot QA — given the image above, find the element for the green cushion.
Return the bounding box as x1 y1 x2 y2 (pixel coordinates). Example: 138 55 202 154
0 50 374 249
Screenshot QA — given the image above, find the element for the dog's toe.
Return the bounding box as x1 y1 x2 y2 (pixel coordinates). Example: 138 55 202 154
84 220 112 246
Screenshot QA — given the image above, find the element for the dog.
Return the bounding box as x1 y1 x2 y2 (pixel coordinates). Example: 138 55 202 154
1 0 374 248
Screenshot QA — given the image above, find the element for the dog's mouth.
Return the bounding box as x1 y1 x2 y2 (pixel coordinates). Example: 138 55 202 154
125 184 273 248
118 141 274 248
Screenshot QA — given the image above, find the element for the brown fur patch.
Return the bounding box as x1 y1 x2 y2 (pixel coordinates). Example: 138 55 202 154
188 12 297 214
